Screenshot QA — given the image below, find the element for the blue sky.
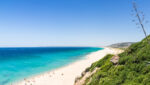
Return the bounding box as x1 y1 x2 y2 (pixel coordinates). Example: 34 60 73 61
0 0 150 47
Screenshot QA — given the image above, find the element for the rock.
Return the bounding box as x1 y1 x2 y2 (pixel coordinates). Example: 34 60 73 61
110 55 120 64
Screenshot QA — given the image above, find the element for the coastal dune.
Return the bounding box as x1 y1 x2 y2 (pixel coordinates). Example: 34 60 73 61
14 47 123 85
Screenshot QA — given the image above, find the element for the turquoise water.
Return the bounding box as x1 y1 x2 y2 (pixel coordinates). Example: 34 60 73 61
0 47 103 85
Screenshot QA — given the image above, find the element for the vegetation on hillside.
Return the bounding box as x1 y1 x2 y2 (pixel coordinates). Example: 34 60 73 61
83 35 150 85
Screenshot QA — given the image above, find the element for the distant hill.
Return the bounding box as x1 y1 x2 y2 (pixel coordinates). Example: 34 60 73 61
109 42 135 48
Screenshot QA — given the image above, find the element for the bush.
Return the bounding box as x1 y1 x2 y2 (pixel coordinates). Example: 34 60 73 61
84 35 150 85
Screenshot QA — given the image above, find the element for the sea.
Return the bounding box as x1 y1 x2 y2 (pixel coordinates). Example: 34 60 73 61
0 47 103 85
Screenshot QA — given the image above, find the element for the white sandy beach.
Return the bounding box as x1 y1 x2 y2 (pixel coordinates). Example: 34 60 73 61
13 47 123 85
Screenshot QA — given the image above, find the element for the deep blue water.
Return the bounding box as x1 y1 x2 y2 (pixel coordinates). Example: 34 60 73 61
0 47 103 85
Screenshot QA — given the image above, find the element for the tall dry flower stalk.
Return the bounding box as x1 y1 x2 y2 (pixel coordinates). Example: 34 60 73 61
132 1 149 43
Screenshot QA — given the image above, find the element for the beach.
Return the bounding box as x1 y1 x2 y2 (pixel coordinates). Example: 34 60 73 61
13 47 123 85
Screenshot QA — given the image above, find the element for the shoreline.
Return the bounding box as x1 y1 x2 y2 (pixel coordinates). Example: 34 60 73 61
13 47 123 85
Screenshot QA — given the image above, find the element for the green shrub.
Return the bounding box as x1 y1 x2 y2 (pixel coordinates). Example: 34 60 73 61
89 54 113 71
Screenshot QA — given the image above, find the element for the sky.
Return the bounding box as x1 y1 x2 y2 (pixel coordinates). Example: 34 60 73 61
0 0 150 47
